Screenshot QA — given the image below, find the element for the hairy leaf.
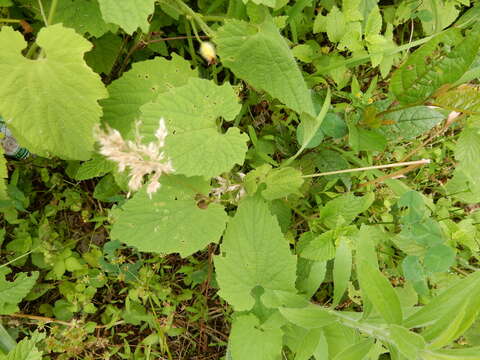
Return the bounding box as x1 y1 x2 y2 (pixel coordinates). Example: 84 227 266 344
97 0 155 34
52 0 116 37
0 24 107 160
0 272 38 315
229 314 283 360
320 192 374 229
215 196 297 311
379 106 444 140
0 332 44 360
140 79 248 178
111 175 228 257
390 26 480 104
0 25 107 160
215 16 314 115
102 54 197 135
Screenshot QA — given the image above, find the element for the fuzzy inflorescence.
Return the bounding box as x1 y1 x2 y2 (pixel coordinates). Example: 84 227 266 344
96 118 175 197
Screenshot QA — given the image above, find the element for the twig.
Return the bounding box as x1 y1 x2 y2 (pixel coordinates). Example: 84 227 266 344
358 163 425 188
148 35 209 44
302 159 431 178
3 313 125 329
400 111 464 162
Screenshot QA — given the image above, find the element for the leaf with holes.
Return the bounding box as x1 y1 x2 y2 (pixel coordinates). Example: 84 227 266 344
101 54 197 135
111 175 228 257
140 78 248 178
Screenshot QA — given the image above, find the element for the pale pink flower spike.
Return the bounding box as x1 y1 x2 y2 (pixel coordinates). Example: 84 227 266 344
96 118 175 198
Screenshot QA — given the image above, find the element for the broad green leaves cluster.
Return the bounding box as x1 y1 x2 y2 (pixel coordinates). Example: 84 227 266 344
1 0 480 358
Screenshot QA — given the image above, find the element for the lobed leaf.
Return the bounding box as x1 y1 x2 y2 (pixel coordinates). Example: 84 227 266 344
0 25 107 160
102 54 197 135
140 78 248 178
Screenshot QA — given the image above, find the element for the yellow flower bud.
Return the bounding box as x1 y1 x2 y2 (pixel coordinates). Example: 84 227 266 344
199 41 216 65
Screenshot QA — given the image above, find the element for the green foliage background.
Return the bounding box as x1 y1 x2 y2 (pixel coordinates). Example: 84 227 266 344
0 0 480 359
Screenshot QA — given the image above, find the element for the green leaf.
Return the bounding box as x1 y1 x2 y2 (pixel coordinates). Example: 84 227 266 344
215 16 314 115
455 125 480 166
332 238 352 308
388 324 426 359
434 85 480 114
423 244 456 273
343 0 363 22
85 32 123 74
332 339 374 360
0 271 38 315
140 79 248 178
72 154 114 180
297 231 336 262
0 332 44 360
284 325 324 360
348 125 387 152
356 226 402 324
320 192 374 229
402 256 429 296
229 314 283 360
357 260 403 324
242 0 276 7
314 148 351 187
111 175 228 257
326 6 346 43
0 25 107 160
390 26 480 104
446 165 480 204
422 346 480 360
364 6 382 37
296 259 327 298
0 324 15 354
97 0 155 34
101 54 197 135
378 106 444 141
214 196 297 311
403 270 480 329
245 165 304 200
51 0 116 37
279 304 336 329
295 89 331 158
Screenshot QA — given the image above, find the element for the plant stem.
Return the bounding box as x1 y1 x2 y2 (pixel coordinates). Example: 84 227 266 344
174 0 213 37
37 0 48 26
0 18 21 23
47 0 59 25
303 159 431 178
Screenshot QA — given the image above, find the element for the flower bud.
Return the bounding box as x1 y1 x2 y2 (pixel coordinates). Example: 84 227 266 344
199 41 216 65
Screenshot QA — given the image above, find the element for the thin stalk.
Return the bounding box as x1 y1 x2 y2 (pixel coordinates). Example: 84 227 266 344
0 19 21 23
184 20 199 68
303 159 431 178
47 0 59 25
173 0 213 36
37 0 48 26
